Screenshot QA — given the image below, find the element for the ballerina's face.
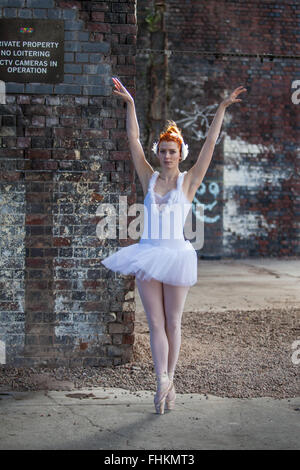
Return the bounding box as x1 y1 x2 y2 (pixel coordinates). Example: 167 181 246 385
158 141 182 167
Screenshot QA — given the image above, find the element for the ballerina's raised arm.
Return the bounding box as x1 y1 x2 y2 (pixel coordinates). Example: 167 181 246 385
184 86 247 193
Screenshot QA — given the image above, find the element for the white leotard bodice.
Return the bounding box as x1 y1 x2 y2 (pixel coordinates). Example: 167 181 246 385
139 171 192 242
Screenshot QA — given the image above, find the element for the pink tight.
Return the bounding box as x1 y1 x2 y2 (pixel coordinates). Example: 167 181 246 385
136 277 190 378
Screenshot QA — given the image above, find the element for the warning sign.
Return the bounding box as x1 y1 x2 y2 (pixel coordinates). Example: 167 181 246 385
0 19 64 83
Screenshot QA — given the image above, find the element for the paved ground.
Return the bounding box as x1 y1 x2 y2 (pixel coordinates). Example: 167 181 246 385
0 257 299 451
0 388 299 450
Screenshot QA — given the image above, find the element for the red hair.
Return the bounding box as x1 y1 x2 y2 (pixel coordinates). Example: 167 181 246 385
158 120 183 155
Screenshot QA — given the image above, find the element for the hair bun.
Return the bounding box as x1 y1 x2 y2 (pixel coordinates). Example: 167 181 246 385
163 120 182 137
159 120 183 144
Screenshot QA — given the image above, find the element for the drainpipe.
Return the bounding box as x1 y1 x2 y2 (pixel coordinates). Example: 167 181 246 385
146 0 168 161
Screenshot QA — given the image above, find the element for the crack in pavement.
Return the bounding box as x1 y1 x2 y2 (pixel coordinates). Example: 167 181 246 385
47 392 146 450
237 262 299 279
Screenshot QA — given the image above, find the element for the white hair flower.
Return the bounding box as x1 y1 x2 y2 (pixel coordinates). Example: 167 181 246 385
181 142 189 160
152 141 159 155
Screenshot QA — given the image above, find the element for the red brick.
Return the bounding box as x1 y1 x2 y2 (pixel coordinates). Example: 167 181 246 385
53 237 72 247
111 24 137 34
91 11 105 21
27 149 51 159
86 22 111 33
122 334 135 345
110 151 130 161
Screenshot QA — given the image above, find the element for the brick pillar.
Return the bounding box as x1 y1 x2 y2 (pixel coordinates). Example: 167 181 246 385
0 0 137 366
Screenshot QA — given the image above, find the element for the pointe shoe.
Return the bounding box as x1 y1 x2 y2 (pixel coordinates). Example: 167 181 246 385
154 374 172 415
165 381 176 410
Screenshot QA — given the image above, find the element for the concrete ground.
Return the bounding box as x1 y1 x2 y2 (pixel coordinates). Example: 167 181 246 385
0 258 299 450
0 389 299 450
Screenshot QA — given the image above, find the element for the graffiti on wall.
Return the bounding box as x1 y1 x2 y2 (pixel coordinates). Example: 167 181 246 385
192 181 220 224
175 102 227 144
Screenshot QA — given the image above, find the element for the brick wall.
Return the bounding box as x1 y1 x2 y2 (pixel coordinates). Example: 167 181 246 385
136 0 300 258
1 0 299 367
0 0 136 366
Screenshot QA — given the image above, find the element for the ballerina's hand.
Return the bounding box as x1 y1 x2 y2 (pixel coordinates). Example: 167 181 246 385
221 86 247 108
112 77 134 104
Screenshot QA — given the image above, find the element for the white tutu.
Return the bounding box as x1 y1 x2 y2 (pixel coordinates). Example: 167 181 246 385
101 170 198 287
101 239 197 287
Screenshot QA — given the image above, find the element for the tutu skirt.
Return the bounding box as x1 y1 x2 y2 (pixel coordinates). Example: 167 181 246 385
101 238 197 287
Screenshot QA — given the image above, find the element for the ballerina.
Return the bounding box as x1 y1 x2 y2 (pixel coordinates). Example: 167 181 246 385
102 77 247 414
